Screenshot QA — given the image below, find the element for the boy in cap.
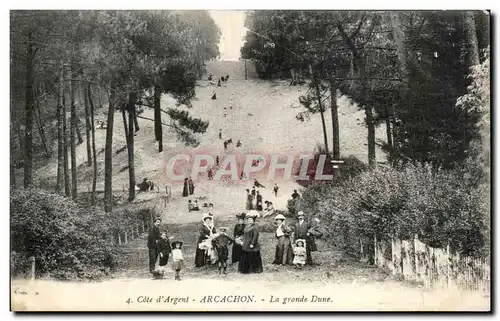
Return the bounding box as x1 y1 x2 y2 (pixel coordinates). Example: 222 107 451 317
213 227 234 274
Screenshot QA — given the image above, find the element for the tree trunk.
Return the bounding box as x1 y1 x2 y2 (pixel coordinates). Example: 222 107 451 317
464 11 480 67
133 110 140 132
384 104 393 150
329 79 340 160
98 86 103 107
34 85 49 157
83 83 92 166
104 86 115 213
389 12 411 159
10 106 17 188
56 62 64 194
75 114 84 145
63 77 70 196
23 32 34 188
127 92 137 202
366 104 376 168
69 66 78 200
88 83 97 207
121 105 129 146
315 80 329 156
154 85 163 152
10 151 16 188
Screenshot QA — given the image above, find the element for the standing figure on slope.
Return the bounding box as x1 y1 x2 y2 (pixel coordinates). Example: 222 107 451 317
182 178 189 197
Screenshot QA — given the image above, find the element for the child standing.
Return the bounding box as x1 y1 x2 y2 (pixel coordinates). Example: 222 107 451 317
171 241 184 281
156 231 172 278
213 227 234 274
293 239 307 268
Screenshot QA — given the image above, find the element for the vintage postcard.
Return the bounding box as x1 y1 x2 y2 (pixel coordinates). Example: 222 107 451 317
10 9 491 311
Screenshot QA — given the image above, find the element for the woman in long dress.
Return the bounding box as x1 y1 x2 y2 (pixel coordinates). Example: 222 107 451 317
238 211 263 274
195 214 216 267
272 214 294 265
182 178 189 197
231 213 246 263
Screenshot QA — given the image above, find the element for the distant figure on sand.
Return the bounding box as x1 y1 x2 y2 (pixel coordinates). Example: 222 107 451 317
216 155 220 166
225 74 229 82
246 189 253 210
291 189 300 200
217 79 221 87
236 140 242 147
208 73 213 81
188 200 194 212
193 200 200 211
211 92 217 100
219 129 222 139
273 183 279 197
251 186 256 198
256 191 263 211
223 141 228 150
208 167 214 180
182 178 189 197
188 177 194 195
254 179 265 188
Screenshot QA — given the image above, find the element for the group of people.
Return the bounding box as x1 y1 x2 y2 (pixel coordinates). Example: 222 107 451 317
147 217 185 280
194 211 264 274
245 181 279 214
147 203 321 278
193 209 322 275
182 177 195 197
188 200 213 212
135 178 156 192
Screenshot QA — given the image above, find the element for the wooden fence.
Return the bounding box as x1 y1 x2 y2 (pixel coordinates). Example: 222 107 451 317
373 235 490 292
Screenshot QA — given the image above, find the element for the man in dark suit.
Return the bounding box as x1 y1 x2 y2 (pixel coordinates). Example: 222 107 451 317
147 217 162 273
293 211 319 266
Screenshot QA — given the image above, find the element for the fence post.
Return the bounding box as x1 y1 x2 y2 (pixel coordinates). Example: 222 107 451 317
374 235 378 266
29 256 36 281
118 233 122 245
124 230 129 243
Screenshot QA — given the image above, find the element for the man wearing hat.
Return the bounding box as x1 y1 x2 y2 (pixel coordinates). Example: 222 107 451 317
147 217 163 273
213 227 235 274
293 211 320 266
273 214 294 265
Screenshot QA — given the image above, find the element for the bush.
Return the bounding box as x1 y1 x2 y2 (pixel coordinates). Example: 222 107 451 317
11 189 121 280
296 163 487 257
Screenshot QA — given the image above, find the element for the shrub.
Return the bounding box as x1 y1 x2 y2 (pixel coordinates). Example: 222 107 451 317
11 189 121 280
296 163 487 257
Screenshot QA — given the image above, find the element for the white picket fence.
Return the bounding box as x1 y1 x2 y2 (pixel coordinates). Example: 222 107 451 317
373 235 490 292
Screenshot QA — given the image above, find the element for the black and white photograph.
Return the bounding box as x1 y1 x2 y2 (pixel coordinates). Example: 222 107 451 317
9 8 491 311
